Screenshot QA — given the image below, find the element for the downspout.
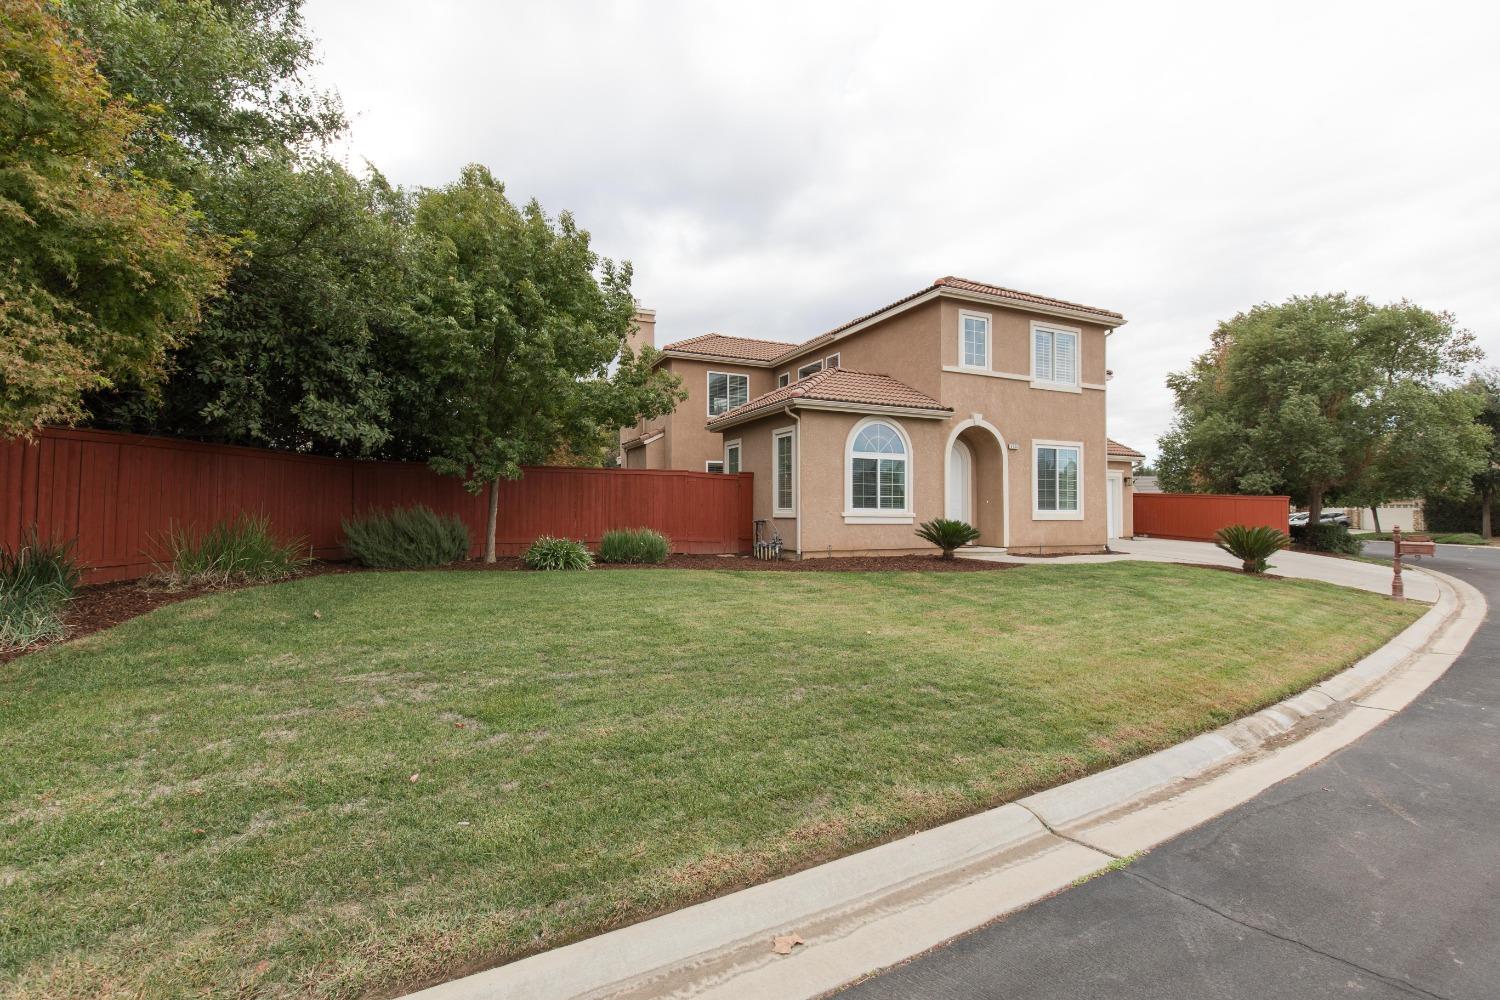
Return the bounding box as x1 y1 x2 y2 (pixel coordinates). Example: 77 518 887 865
783 405 802 557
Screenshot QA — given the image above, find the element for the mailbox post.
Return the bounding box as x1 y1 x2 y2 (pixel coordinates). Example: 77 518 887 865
1391 525 1405 601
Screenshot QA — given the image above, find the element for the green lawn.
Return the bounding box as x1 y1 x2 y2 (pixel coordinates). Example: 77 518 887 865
1 564 1421 999
1353 531 1490 545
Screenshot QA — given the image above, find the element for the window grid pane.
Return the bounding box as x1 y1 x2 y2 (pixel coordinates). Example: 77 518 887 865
728 373 748 410
852 457 878 509
1036 446 1058 511
879 458 905 509
1054 333 1076 385
776 435 793 510
708 372 728 414
1034 330 1054 382
962 316 987 367
1058 447 1079 510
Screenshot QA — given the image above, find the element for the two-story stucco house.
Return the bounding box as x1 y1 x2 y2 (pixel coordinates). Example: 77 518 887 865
620 277 1144 556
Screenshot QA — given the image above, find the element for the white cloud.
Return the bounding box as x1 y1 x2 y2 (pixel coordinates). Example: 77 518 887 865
306 0 1500 458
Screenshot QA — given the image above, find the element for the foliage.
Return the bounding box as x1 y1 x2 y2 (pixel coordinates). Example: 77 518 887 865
1421 371 1500 538
521 535 593 571
0 0 229 437
54 0 344 188
1213 524 1289 573
597 527 670 564
914 518 982 559
1290 522 1363 555
1422 492 1496 535
0 529 81 651
91 158 426 457
1156 294 1489 521
1 564 1420 999
155 514 308 588
410 166 685 559
342 506 471 568
1357 531 1486 545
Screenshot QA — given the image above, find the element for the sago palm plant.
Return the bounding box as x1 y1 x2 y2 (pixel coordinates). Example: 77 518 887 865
1214 524 1290 574
915 518 982 560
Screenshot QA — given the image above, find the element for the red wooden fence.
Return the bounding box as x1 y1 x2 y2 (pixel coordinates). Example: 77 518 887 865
1 428 755 583
1132 492 1290 542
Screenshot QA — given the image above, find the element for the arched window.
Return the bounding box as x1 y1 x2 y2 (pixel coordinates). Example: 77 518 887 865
848 420 909 513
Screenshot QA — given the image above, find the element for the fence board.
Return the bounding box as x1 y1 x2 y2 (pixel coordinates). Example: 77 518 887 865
2 428 753 582
1133 492 1290 542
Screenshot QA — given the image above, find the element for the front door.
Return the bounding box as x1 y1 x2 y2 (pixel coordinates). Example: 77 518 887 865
947 440 973 524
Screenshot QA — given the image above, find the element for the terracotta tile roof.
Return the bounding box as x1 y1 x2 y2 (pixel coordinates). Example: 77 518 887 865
933 276 1124 323
770 276 1125 366
661 333 796 363
707 367 951 428
1107 438 1146 460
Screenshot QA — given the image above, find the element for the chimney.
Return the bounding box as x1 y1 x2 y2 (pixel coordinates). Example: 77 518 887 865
627 307 656 357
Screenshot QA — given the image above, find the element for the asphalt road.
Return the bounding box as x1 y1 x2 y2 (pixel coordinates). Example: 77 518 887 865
842 543 1500 1000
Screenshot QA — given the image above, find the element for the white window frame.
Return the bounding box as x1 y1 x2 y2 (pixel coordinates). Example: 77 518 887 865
705 460 725 474
825 352 841 369
1030 321 1082 392
724 439 742 474
1032 439 1085 521
777 372 790 388
772 426 797 517
706 370 750 417
843 416 915 524
797 359 824 380
958 309 991 371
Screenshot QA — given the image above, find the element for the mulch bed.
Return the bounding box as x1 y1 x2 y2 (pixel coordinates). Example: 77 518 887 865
3 553 1016 664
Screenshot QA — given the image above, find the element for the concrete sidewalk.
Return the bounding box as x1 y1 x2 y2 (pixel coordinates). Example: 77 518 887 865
961 536 1440 602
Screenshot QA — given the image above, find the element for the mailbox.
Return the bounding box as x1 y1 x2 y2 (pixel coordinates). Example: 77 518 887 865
1401 535 1437 558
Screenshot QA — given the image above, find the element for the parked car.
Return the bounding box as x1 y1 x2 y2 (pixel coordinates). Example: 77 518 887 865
1289 511 1349 527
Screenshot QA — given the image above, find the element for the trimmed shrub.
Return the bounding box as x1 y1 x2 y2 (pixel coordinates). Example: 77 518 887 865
343 506 470 568
156 514 309 588
1214 524 1290 573
597 528 670 564
1290 521 1363 555
915 518 982 559
522 535 593 571
0 529 81 652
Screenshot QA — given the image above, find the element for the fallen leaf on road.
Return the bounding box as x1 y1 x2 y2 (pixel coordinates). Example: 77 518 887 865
771 933 805 955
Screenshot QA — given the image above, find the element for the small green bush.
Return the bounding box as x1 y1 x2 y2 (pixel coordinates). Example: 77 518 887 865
522 535 593 571
1290 521 1363 555
343 506 471 568
0 529 81 652
1214 524 1290 573
156 514 309 589
915 518 982 559
597 527 670 564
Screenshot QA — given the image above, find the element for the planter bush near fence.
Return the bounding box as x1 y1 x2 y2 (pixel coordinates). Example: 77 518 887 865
1 428 754 583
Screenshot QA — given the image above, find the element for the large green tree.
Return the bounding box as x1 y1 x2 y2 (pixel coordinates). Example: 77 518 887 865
53 0 343 188
91 156 422 457
411 166 684 560
1 0 228 437
1157 294 1489 522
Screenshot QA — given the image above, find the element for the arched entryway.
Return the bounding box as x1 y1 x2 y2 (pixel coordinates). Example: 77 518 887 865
944 418 1008 548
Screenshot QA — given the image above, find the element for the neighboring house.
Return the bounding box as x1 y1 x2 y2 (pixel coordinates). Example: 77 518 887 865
1133 474 1161 493
622 276 1136 556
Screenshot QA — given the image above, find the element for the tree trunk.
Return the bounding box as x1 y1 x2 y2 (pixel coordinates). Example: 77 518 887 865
1306 490 1324 527
1370 506 1381 533
1484 486 1494 539
485 477 499 563
941 548 954 560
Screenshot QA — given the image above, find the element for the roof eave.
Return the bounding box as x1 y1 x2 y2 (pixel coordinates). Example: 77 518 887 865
658 349 777 367
707 399 952 432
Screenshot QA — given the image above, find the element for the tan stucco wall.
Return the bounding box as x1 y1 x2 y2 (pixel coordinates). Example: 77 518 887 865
774 300 944 399
660 358 776 472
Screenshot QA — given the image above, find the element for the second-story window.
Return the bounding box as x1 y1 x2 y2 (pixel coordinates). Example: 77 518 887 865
707 371 749 416
777 372 790 388
1032 324 1079 387
960 312 990 369
797 360 823 380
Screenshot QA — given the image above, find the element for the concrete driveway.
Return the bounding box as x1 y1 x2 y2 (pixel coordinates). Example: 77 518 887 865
843 544 1498 999
961 536 1440 602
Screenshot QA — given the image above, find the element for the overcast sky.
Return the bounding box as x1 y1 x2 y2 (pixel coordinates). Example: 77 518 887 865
303 0 1500 459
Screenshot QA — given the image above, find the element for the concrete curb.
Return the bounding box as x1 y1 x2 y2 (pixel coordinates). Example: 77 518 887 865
403 567 1482 1000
